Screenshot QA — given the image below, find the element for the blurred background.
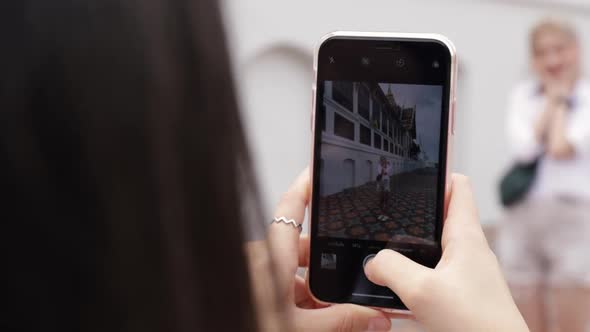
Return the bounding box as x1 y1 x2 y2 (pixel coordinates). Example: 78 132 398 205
220 0 590 225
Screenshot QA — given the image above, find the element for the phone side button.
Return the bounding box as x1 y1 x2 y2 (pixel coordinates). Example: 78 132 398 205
451 98 457 135
311 90 316 131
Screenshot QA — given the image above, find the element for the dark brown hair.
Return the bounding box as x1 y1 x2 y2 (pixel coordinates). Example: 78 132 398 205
0 0 261 331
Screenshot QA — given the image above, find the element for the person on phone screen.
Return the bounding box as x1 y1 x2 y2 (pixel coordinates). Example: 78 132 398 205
376 156 391 221
496 18 590 332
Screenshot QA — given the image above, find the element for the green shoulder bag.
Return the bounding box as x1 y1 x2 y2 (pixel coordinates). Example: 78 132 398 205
499 159 539 207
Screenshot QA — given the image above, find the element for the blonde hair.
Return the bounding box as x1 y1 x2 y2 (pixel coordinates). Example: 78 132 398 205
530 18 578 52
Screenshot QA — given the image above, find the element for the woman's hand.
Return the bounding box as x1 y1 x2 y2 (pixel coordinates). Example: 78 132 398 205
261 168 391 332
364 174 530 332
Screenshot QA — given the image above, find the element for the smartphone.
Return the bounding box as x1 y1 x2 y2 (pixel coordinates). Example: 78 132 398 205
308 32 457 312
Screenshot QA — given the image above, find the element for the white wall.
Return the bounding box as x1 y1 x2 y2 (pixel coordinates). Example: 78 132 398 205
221 0 590 223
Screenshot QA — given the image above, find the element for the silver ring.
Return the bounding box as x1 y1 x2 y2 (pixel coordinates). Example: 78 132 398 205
272 216 303 232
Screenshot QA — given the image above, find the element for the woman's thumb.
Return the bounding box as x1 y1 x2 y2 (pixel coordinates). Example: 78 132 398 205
363 249 431 304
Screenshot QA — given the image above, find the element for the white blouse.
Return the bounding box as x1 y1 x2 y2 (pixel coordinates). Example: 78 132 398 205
506 79 590 200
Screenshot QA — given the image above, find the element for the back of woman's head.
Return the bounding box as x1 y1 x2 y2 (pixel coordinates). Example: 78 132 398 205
1 0 260 331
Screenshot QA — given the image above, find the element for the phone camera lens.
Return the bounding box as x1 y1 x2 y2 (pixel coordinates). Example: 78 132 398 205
396 58 405 67
432 60 440 68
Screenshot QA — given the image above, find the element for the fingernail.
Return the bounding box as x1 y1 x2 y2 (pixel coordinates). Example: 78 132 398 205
363 257 374 277
366 317 390 331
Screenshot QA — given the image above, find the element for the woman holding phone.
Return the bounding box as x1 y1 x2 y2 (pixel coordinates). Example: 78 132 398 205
1 0 528 331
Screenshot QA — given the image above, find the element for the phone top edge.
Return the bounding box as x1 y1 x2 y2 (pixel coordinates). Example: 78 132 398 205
313 31 457 71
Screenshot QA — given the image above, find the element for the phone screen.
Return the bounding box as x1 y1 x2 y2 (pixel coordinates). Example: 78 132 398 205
309 36 453 309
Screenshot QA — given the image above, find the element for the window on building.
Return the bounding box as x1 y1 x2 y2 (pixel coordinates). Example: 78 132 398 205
374 133 382 149
381 111 387 132
382 139 388 152
390 142 394 153
388 121 393 139
365 160 373 183
343 159 356 188
358 85 370 120
372 102 381 130
332 81 353 111
334 113 355 140
360 124 371 146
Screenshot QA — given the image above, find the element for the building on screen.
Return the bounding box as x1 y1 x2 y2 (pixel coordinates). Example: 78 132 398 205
319 81 426 196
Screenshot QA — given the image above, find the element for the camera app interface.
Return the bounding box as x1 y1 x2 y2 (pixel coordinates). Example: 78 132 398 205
317 81 442 246
309 39 451 308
